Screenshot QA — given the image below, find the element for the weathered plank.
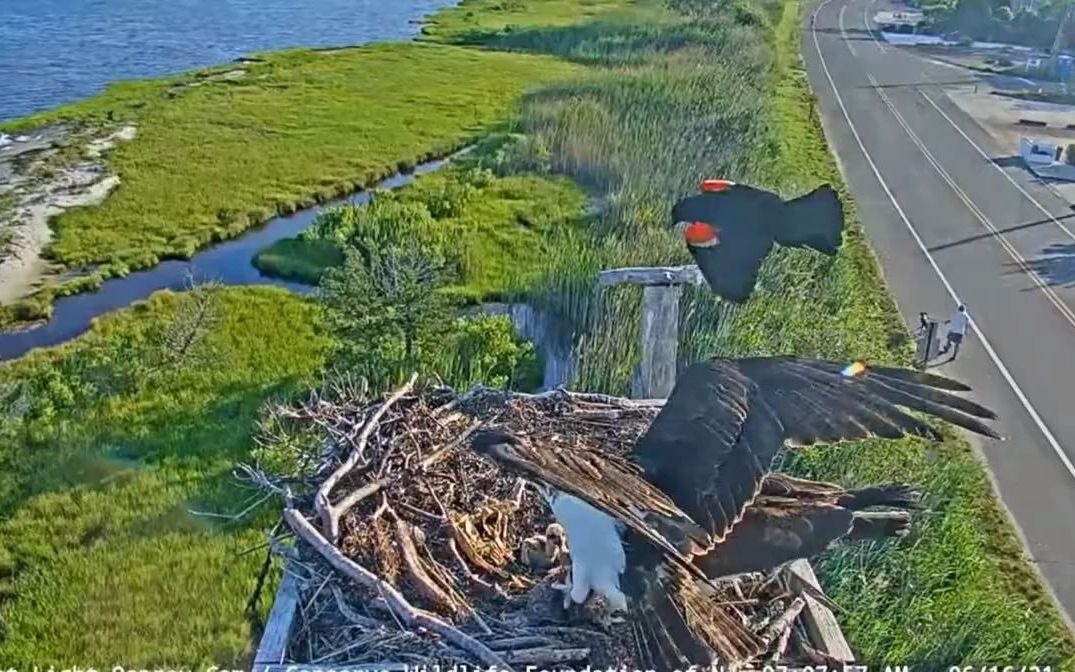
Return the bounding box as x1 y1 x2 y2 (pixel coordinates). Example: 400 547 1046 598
253 562 303 666
787 559 855 662
598 264 704 287
632 284 682 399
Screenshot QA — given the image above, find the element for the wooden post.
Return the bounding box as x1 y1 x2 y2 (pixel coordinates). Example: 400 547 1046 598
597 265 704 399
786 559 856 663
253 561 302 666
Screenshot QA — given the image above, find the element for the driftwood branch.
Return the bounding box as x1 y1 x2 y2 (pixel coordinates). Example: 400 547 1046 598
763 596 805 650
486 636 550 650
392 513 470 616
283 508 514 671
315 374 418 541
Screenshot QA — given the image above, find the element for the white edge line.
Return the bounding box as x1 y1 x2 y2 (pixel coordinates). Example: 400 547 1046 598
856 14 1075 243
864 72 1075 327
862 6 887 52
838 4 857 56
916 88 1075 243
810 0 1075 481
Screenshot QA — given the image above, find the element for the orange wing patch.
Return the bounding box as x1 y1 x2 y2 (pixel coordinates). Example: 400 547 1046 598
700 178 736 193
684 221 720 247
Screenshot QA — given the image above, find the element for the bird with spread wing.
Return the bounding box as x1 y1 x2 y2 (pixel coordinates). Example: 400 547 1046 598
468 356 999 669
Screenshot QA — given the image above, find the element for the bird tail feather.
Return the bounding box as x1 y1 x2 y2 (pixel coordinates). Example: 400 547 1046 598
773 185 844 254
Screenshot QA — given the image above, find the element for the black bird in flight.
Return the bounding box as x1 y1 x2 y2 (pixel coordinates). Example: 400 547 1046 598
469 356 999 669
672 179 845 302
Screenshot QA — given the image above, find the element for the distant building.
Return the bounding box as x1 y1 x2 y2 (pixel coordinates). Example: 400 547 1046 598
873 9 927 32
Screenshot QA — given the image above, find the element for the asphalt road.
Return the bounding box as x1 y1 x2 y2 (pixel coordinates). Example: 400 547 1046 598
805 0 1075 628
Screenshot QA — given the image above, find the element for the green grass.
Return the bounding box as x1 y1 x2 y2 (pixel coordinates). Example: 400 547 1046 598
421 0 658 40
0 286 330 665
0 43 579 325
252 237 344 285
255 160 591 301
0 280 545 664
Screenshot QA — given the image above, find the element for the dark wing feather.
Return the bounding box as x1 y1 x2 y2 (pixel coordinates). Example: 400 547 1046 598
693 497 855 578
760 472 921 510
632 356 998 552
626 551 763 669
760 472 847 501
470 433 712 581
633 360 783 550
742 357 1000 441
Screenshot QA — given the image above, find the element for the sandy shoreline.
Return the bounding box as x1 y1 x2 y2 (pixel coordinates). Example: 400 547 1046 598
0 124 136 305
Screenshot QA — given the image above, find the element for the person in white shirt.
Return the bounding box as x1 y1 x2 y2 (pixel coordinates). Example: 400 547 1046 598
938 304 969 360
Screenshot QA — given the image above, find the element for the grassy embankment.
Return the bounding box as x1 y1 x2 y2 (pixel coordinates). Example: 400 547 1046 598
2 0 1075 666
0 43 579 326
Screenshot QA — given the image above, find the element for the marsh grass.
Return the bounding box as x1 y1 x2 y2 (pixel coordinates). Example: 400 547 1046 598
0 283 542 664
254 160 591 303
0 287 329 664
0 44 579 325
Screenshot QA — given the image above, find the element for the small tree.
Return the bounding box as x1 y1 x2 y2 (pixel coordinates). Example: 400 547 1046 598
319 245 454 391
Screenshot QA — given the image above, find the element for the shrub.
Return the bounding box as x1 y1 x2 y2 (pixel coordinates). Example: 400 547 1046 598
319 246 455 392
445 314 543 390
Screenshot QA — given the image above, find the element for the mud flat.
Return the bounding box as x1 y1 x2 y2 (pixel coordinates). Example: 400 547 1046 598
0 124 137 304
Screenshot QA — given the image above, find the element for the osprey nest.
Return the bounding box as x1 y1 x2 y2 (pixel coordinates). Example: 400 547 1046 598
263 374 914 670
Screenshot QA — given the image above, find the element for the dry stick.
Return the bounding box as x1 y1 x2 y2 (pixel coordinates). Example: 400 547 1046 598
283 508 514 672
391 513 469 617
245 518 283 619
397 500 444 523
412 531 495 637
316 373 418 541
502 648 591 664
450 514 510 578
330 583 382 630
446 537 504 599
333 421 483 523
485 636 550 650
762 597 806 650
